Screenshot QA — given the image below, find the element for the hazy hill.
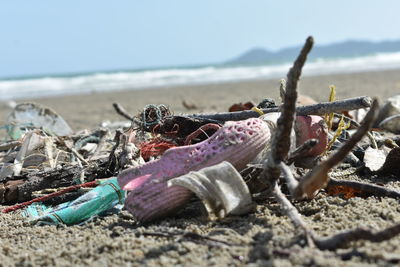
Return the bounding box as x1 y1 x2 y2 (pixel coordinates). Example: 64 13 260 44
226 40 400 65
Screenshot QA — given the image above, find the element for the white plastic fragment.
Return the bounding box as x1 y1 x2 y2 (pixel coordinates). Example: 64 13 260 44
168 161 254 220
363 147 388 172
7 103 73 137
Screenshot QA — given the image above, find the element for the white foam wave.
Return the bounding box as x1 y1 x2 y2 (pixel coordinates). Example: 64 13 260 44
1 52 400 100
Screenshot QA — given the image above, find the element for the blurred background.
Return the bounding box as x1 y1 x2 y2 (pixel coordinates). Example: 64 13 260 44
0 0 399 100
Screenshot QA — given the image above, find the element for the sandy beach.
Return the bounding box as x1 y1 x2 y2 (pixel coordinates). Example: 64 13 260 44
1 69 400 266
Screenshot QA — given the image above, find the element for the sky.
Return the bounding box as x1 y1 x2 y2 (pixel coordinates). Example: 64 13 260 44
1 1 399 78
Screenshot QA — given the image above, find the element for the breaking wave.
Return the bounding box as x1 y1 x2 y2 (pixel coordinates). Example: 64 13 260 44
1 52 400 100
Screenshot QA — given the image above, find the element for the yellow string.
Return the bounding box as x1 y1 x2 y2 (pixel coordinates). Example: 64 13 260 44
251 107 264 116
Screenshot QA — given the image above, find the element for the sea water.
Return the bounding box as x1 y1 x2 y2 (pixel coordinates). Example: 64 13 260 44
1 52 400 100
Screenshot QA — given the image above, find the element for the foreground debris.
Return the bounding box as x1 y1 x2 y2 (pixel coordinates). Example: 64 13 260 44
1 36 400 257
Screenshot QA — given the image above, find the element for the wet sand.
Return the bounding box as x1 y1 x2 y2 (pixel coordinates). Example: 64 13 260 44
1 69 400 266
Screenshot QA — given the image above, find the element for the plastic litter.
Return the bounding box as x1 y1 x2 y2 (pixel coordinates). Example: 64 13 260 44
22 178 125 225
168 161 254 220
6 102 73 139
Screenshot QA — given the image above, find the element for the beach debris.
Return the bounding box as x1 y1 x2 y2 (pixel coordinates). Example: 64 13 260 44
256 36 400 251
2 180 99 213
257 98 277 109
1 35 400 256
168 161 253 220
378 114 400 134
376 94 400 124
139 138 177 161
187 96 372 122
118 118 271 222
363 147 388 171
6 102 73 139
0 131 46 180
22 177 124 225
228 101 254 112
182 100 198 110
326 177 400 200
112 102 133 121
295 115 328 156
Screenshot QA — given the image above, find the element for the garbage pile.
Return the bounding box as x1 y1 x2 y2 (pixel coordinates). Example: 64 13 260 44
1 36 400 251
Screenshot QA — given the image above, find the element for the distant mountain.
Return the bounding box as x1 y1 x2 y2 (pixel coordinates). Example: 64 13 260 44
226 40 400 65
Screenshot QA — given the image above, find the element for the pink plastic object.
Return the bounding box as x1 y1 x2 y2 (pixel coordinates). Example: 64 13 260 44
118 118 271 222
295 115 328 156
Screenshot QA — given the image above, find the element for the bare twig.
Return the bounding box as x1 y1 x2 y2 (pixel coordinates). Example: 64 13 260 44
0 140 21 152
274 179 400 251
314 224 400 250
188 96 372 122
273 184 315 247
107 130 123 175
89 129 109 160
327 178 400 199
277 162 298 196
113 103 133 121
142 230 236 247
260 36 314 187
293 99 379 199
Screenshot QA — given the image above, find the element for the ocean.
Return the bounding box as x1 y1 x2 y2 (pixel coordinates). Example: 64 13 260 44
1 52 400 101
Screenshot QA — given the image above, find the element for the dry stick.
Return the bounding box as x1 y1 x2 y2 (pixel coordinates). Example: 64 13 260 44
89 129 109 160
294 99 379 199
107 130 122 175
112 103 133 121
327 178 400 199
0 140 21 152
277 162 298 196
314 224 400 251
142 231 235 247
188 96 372 122
261 36 314 186
273 184 315 247
273 180 400 251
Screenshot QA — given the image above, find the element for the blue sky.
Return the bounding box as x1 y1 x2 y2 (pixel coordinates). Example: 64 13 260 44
1 1 399 78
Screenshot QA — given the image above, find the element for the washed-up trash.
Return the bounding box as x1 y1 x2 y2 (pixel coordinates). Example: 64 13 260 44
228 101 254 112
260 113 328 158
168 161 253 220
378 114 400 134
22 178 125 225
363 147 388 171
0 131 46 180
376 95 400 126
118 118 271 222
6 103 73 139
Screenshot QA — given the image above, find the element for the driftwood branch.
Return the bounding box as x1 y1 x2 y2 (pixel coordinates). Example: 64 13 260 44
113 103 133 121
327 178 400 199
0 140 21 152
293 99 379 199
274 179 400 251
15 157 110 202
188 96 372 122
273 184 315 247
314 224 400 250
260 36 313 187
